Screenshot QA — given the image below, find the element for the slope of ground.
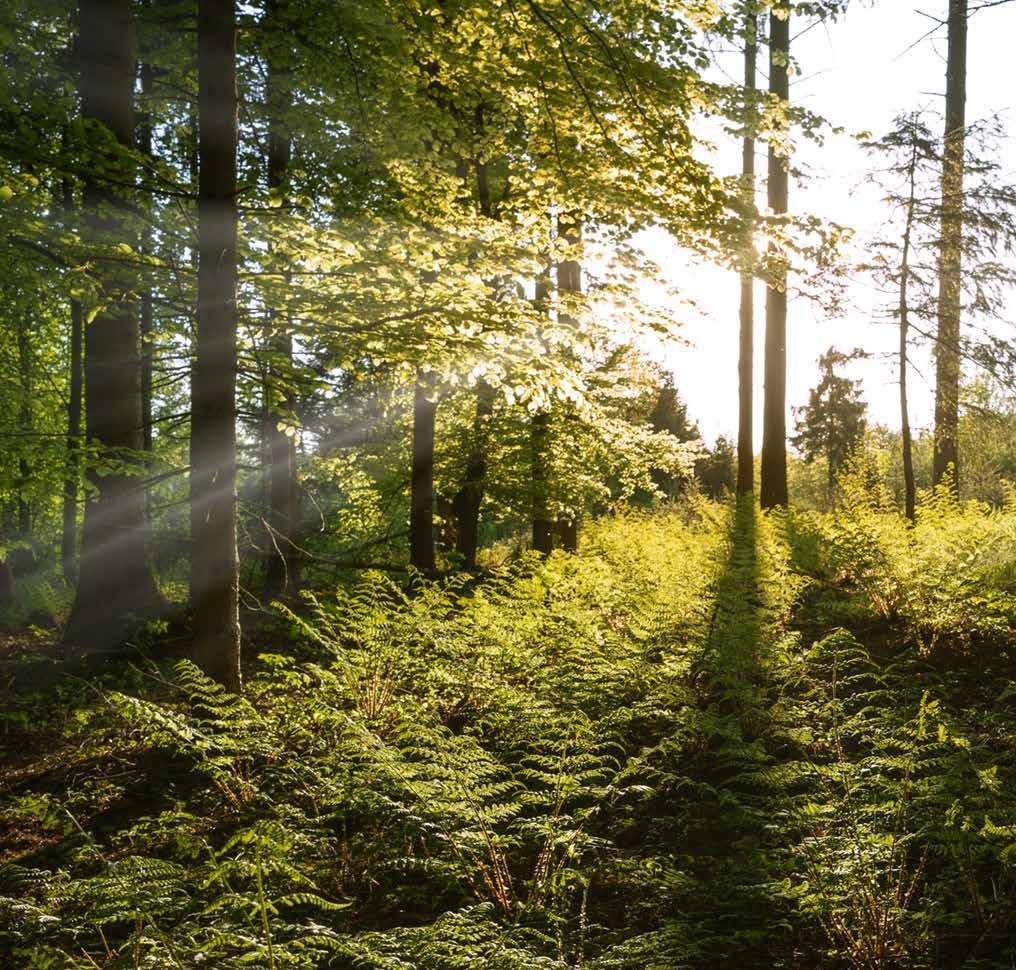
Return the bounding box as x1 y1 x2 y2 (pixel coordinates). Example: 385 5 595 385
2 496 1016 968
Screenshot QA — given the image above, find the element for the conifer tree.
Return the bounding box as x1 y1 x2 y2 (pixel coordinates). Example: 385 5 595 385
791 348 868 506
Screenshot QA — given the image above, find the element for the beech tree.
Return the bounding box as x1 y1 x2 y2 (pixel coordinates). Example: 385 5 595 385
737 7 758 496
191 0 241 690
262 0 299 597
64 0 161 649
760 4 791 510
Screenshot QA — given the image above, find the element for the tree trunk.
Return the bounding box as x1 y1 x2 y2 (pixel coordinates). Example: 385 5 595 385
737 12 757 496
191 0 241 691
16 317 32 541
64 0 160 650
62 292 83 582
559 518 578 554
453 380 493 569
186 79 201 610
531 259 554 556
451 154 496 570
759 7 790 510
410 374 437 573
933 0 967 491
900 144 918 522
139 57 154 460
60 137 83 584
263 0 299 598
554 210 582 546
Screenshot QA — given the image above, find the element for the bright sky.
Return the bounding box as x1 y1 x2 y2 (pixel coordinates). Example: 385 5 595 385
653 0 1016 447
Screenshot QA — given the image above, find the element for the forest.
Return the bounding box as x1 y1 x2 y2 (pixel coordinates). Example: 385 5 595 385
3 0 1016 966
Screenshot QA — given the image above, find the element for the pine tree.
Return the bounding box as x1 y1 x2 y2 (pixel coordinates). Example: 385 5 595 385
791 348 868 506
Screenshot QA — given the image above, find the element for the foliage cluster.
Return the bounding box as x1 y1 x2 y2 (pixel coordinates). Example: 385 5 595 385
3 497 1016 966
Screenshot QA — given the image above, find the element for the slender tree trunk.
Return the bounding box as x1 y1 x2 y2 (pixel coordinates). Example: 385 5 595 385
65 0 160 649
933 0 967 491
186 83 201 610
60 139 83 584
16 318 31 540
62 293 84 581
531 410 553 555
737 12 757 496
559 519 578 554
139 57 154 460
555 209 582 551
264 0 299 598
410 374 437 572
453 380 493 569
900 144 918 522
191 0 241 690
531 259 554 556
452 155 497 569
759 7 790 510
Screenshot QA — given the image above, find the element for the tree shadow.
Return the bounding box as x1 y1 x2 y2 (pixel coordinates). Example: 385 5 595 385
699 495 767 732
677 496 796 963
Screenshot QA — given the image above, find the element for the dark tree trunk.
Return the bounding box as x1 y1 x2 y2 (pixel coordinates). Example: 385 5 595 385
737 12 757 496
16 317 31 540
531 408 553 555
451 155 496 570
60 139 83 584
933 0 966 491
555 210 582 548
64 0 160 650
410 374 437 573
0 561 13 606
531 260 554 556
139 57 154 460
900 320 916 522
263 0 299 598
900 142 919 522
453 380 493 569
62 294 83 583
191 0 241 690
559 518 578 554
759 7 790 510
186 79 200 610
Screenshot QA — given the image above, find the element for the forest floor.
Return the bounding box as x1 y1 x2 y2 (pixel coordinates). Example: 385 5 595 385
2 497 1016 968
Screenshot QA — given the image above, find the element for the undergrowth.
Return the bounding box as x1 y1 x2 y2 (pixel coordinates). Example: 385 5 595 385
2 498 1016 967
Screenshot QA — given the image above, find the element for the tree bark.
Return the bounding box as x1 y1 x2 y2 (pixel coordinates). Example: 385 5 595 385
559 518 578 554
531 258 554 556
453 380 493 569
933 0 967 491
900 143 918 522
139 56 154 460
451 155 496 570
64 0 160 650
737 12 757 496
263 0 299 598
555 210 582 548
410 374 438 573
191 0 241 690
62 290 83 582
60 136 83 585
16 317 32 541
759 7 790 510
